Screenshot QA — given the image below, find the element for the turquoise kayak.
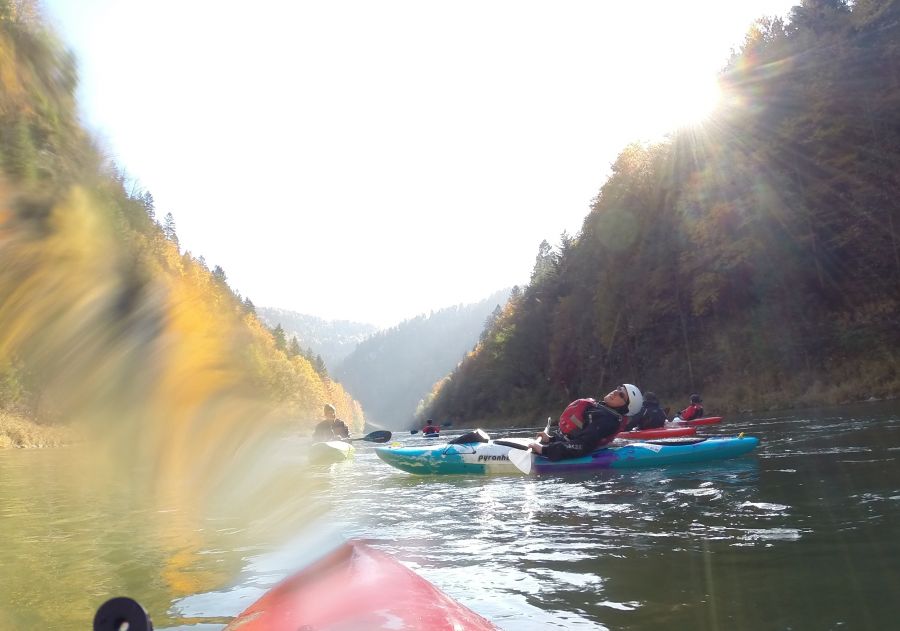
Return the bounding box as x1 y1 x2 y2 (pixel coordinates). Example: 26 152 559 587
375 435 758 475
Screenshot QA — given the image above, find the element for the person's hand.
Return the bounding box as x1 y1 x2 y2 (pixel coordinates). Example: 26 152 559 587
537 431 551 442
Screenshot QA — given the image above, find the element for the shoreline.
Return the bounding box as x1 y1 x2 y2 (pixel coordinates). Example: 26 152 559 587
0 411 74 449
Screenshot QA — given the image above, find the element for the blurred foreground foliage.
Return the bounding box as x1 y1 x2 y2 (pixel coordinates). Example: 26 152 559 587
426 0 900 425
0 0 363 464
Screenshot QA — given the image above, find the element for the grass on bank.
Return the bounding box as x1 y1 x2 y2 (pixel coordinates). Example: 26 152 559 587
0 411 74 448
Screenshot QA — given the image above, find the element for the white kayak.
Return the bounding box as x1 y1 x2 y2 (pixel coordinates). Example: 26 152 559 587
308 440 354 465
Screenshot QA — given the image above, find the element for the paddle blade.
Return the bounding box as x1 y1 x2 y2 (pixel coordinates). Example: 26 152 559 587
363 430 392 443
508 447 534 474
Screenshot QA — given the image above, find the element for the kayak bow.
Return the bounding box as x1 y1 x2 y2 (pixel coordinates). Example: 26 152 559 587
618 426 696 440
673 416 723 427
308 440 354 465
223 540 497 630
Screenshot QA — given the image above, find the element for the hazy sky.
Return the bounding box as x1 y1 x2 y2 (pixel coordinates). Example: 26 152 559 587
43 0 796 328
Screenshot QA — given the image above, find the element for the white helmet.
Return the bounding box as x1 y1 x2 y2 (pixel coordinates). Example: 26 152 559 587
622 384 643 416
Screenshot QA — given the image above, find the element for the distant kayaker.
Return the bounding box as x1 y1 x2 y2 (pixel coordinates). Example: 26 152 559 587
671 394 704 423
313 403 350 441
625 391 667 430
526 384 644 460
422 419 440 435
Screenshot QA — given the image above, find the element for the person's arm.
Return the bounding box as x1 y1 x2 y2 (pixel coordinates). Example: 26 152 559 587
568 422 604 445
624 415 639 431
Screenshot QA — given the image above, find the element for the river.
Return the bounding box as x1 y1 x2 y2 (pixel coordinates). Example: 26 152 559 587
1 401 898 629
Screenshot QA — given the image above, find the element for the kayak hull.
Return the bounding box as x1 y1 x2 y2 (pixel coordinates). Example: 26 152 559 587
673 416 723 427
376 439 527 475
308 440 354 465
532 435 757 473
619 426 696 440
376 435 758 476
422 432 441 438
224 540 497 630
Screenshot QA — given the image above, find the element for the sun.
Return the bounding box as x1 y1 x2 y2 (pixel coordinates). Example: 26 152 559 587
665 74 723 128
629 72 724 140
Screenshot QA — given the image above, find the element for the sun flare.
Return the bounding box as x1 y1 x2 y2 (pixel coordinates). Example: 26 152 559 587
627 72 724 140
665 74 723 128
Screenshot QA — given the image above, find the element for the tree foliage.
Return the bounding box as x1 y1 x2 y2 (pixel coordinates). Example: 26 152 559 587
426 0 900 424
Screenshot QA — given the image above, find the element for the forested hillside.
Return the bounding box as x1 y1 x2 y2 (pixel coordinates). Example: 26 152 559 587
0 1 364 453
334 289 510 428
426 0 900 426
257 307 376 371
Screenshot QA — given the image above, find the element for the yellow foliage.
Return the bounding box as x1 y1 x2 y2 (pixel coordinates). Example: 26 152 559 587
0 410 73 447
0 182 367 509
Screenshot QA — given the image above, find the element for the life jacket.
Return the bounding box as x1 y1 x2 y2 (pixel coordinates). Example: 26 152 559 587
642 405 668 429
680 404 704 421
559 398 598 436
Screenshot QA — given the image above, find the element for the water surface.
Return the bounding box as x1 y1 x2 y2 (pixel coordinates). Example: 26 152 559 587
1 401 897 629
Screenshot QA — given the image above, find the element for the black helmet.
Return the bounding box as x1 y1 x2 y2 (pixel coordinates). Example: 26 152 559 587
690 394 702 404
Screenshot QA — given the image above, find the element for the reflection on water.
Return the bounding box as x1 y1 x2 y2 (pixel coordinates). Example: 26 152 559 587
1 401 899 629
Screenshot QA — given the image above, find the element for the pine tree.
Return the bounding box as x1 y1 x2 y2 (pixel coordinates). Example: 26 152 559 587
163 212 178 246
314 354 328 377
141 191 155 222
272 324 286 352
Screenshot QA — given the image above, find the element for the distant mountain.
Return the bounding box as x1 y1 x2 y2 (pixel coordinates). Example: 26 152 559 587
333 289 511 429
257 308 377 370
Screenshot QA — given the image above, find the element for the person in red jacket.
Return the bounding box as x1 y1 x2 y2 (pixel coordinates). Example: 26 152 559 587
525 384 643 461
421 419 440 435
672 394 704 422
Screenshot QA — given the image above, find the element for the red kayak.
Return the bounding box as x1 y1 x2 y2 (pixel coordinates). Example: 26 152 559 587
223 540 497 630
618 426 696 440
674 416 723 427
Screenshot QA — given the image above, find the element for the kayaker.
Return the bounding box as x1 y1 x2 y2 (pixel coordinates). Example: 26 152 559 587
671 394 704 423
313 403 350 440
625 391 667 430
422 419 440 435
526 384 643 460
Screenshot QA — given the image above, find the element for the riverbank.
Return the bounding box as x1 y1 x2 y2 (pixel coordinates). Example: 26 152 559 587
0 411 74 448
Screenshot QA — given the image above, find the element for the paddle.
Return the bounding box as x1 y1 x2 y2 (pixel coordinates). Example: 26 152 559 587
508 417 551 475
346 430 392 443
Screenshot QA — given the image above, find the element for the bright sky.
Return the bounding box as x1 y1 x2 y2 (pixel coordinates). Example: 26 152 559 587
43 0 796 328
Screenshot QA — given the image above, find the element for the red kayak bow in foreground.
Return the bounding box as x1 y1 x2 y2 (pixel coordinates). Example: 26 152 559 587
224 540 497 630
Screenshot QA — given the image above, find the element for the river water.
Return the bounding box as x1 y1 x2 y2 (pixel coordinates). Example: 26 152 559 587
1 401 898 630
